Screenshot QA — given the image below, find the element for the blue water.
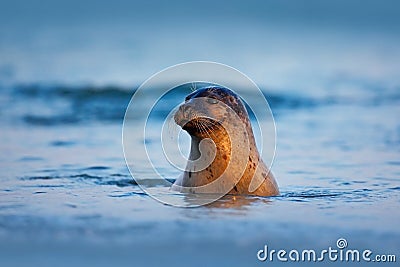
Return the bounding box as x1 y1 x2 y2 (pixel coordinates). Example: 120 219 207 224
1 1 400 266
0 81 399 266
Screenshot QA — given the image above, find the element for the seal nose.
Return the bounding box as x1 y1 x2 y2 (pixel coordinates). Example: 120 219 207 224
175 103 189 126
178 104 186 114
178 103 193 118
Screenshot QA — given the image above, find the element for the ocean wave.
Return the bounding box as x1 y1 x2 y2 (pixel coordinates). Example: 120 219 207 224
2 83 399 126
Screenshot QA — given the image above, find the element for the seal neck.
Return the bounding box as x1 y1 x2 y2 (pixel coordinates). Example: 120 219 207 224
190 126 231 156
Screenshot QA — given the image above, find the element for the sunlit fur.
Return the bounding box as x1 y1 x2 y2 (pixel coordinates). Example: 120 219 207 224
173 86 279 196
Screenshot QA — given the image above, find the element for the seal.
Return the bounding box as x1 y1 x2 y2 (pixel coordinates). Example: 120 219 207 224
172 86 279 196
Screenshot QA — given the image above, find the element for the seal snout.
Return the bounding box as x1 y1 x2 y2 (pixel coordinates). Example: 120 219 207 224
174 102 202 133
174 101 218 136
174 103 191 127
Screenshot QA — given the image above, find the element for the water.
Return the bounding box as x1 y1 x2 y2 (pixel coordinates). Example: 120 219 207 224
1 1 400 265
0 81 399 266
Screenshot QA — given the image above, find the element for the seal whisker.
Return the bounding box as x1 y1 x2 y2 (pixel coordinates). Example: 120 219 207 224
205 120 219 130
196 120 207 136
194 120 205 135
201 121 216 139
198 120 216 139
198 121 212 138
201 120 220 139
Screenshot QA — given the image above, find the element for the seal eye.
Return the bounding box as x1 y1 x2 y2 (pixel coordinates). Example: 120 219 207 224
207 98 218 104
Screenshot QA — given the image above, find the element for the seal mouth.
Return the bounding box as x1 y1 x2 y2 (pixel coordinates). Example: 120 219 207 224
179 117 221 136
174 101 223 136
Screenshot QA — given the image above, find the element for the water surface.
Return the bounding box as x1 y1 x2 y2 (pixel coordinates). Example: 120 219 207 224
0 83 399 266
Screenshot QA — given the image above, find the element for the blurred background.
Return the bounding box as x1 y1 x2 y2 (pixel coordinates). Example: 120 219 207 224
0 1 399 266
1 0 399 88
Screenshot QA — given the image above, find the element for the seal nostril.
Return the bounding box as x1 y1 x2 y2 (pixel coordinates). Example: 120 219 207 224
177 104 191 120
184 105 190 113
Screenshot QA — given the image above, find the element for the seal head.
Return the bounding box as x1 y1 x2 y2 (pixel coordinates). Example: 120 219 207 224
173 86 279 196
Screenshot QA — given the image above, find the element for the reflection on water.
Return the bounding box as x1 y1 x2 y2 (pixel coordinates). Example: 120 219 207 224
206 195 271 210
